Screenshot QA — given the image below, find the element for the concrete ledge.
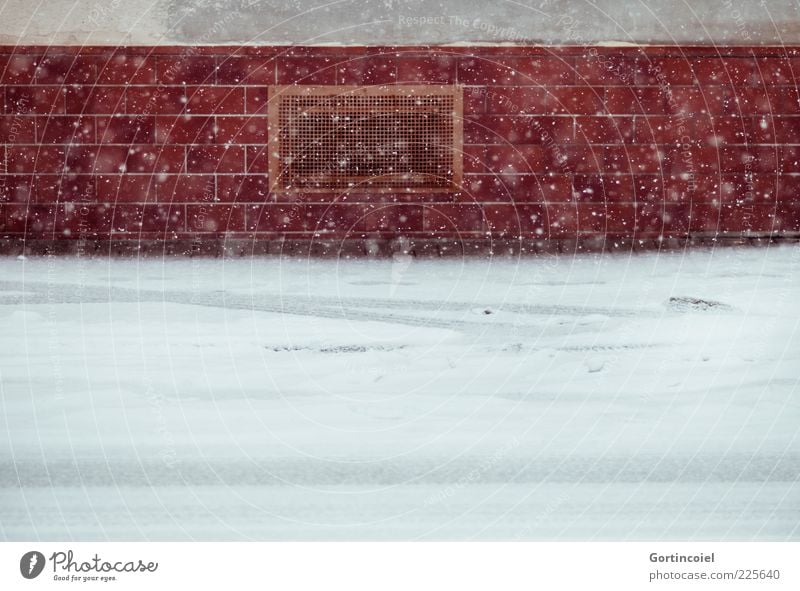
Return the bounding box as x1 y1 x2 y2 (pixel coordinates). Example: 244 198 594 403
2 0 799 46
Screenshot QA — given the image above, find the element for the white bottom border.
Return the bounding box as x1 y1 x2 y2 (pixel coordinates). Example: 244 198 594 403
1 542 797 590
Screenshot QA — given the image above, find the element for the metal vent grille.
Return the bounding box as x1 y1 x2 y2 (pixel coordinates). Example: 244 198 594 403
268 85 463 192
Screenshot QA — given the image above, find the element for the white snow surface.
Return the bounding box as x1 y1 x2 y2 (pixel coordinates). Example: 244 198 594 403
0 246 798 540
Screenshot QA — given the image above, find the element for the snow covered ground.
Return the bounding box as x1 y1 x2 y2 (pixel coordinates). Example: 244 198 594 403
0 246 798 540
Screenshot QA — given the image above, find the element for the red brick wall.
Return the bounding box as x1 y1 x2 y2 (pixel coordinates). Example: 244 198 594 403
1 45 799 254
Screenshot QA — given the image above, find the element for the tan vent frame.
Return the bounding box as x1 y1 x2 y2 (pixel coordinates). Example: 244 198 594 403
268 85 463 193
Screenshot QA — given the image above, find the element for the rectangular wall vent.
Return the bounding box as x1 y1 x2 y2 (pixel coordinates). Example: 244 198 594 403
268 85 463 192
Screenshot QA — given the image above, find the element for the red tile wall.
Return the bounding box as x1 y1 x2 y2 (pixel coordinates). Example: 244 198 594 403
2 45 800 247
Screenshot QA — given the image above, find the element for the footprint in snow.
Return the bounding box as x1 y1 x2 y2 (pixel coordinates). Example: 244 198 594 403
667 296 733 312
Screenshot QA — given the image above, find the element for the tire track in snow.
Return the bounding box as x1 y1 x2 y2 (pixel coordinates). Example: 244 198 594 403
0 280 654 336
1 454 797 487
